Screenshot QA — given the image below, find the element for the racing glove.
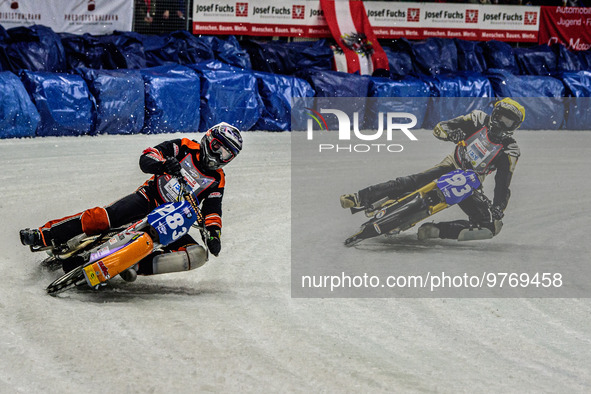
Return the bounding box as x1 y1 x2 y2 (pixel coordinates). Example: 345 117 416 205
490 205 505 221
162 157 182 177
434 124 463 143
206 227 221 256
446 128 464 144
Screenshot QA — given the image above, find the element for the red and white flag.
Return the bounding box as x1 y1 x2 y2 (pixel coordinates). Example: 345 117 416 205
320 0 389 75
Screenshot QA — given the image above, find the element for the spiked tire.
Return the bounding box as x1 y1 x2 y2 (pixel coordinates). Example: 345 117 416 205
46 265 86 296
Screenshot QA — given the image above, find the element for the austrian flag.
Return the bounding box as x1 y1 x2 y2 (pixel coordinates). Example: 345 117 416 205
320 0 389 76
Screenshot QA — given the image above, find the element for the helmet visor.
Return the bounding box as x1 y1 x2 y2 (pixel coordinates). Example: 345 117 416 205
210 138 235 163
492 110 520 132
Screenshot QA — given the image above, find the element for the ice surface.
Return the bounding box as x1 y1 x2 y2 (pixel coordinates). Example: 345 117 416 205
0 131 590 392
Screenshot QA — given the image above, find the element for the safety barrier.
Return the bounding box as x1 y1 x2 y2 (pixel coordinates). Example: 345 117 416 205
1 24 590 137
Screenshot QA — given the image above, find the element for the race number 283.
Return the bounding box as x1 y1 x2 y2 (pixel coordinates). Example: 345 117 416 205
165 213 187 241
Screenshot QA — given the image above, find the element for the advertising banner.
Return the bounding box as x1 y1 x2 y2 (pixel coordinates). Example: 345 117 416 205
539 6 591 51
192 0 322 37
192 1 540 43
365 3 539 42
0 0 133 35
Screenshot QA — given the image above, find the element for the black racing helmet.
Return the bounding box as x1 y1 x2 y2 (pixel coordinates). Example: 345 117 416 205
489 98 525 141
200 122 243 171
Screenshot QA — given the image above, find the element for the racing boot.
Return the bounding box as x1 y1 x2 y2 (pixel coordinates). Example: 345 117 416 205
417 223 440 241
340 193 361 209
20 228 44 247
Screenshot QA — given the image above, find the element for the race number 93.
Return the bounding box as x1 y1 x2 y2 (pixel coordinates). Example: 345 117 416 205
446 173 472 197
436 169 481 205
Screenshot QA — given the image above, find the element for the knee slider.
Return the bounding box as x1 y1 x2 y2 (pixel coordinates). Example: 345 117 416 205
81 207 110 235
152 244 208 275
493 219 503 236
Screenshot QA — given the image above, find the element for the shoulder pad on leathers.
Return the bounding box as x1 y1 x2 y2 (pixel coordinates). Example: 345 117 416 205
467 110 488 127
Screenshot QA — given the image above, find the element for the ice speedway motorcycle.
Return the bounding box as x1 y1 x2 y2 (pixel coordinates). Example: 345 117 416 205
32 177 209 296
344 142 500 247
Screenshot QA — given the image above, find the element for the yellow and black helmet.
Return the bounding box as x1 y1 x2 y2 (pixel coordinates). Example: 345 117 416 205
490 98 525 139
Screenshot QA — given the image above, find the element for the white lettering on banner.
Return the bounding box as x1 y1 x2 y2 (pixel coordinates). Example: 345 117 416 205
0 0 132 34
556 6 591 15
194 24 219 31
557 17 582 27
482 32 506 39
251 26 274 33
568 38 591 51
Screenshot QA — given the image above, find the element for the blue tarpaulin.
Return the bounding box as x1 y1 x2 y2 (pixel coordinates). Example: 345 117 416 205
296 69 371 131
514 45 557 76
412 38 458 76
421 72 494 128
382 38 415 78
579 51 591 70
555 44 585 72
201 36 251 69
20 70 94 137
0 71 40 138
487 69 565 130
59 33 126 70
455 39 487 74
367 76 430 129
559 71 591 130
253 71 314 131
242 39 333 75
5 25 67 73
140 64 201 134
1 23 590 135
75 68 145 135
142 31 214 67
189 61 262 131
479 40 519 75
299 69 370 97
99 32 147 70
0 25 13 71
383 47 414 79
421 72 493 98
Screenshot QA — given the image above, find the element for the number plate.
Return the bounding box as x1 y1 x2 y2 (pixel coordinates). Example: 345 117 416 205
436 169 481 205
147 201 197 246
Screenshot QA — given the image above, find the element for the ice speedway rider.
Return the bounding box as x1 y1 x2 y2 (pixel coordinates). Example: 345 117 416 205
340 98 525 241
20 122 243 281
